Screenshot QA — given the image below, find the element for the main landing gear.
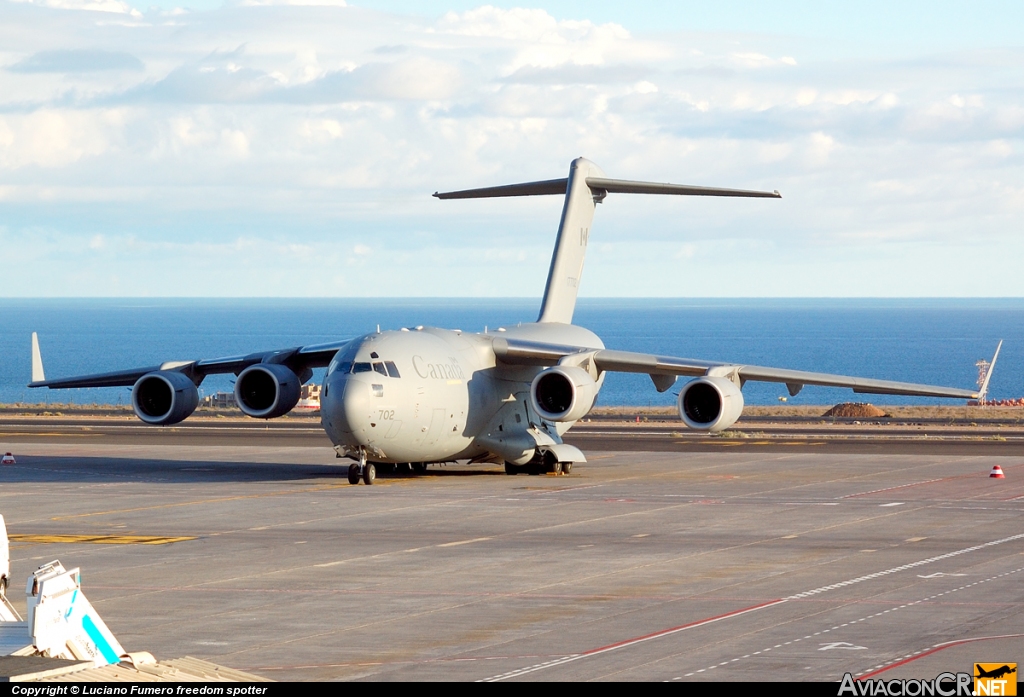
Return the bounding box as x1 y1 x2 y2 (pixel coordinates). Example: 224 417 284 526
504 459 572 476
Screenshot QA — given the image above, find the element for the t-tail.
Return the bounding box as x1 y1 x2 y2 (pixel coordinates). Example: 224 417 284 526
434 157 781 324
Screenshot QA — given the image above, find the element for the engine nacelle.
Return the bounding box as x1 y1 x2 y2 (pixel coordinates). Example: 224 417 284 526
131 371 199 425
678 376 744 432
234 363 301 419
530 366 598 422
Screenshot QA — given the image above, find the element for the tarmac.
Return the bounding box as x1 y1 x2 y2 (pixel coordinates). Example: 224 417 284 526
0 422 1022 682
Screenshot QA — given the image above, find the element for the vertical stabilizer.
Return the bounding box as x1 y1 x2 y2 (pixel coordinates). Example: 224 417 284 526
432 159 780 324
537 158 605 324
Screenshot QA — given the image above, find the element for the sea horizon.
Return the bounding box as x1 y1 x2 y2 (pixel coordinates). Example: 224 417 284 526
1 297 1019 408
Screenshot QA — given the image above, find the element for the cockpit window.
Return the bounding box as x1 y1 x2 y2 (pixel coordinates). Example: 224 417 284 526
327 340 401 378
326 340 359 376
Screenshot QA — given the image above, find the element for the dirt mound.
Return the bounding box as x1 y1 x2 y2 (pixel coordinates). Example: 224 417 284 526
822 403 889 418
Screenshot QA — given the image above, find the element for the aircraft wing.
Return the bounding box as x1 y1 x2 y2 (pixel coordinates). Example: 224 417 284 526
28 340 351 389
492 337 979 399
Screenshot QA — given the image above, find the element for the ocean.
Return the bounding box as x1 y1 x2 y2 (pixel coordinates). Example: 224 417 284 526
0 298 1019 408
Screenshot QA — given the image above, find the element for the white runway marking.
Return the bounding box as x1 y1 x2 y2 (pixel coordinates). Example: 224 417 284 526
671 565 1024 681
485 533 1024 681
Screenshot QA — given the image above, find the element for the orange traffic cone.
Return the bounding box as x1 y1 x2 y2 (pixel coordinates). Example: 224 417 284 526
990 465 1005 479
1 452 14 465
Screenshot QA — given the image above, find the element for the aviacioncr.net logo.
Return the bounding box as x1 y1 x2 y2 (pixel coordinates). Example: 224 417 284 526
839 672 973 696
974 664 1017 696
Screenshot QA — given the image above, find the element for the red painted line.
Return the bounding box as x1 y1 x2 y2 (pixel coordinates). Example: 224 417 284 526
579 598 788 657
482 598 789 681
858 633 1024 679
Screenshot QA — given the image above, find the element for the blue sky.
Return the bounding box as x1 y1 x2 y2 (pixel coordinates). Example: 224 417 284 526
1 0 1022 297
128 1 1024 51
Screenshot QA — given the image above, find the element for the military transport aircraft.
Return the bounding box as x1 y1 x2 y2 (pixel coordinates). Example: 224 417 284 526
29 158 979 484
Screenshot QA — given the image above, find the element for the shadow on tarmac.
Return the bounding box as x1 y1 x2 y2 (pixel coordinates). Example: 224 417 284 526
0 454 509 484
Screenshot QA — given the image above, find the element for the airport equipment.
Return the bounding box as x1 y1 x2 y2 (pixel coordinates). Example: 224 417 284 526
27 158 980 483
0 453 13 465
0 520 268 681
4 518 121 661
24 561 125 666
990 465 1006 479
0 515 9 608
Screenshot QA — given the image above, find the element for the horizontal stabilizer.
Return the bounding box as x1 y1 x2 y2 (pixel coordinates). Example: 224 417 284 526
434 178 567 199
434 176 780 200
585 177 780 199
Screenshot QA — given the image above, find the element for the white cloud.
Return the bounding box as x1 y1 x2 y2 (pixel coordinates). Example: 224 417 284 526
240 0 344 5
0 3 1021 297
806 132 837 162
0 109 122 169
11 0 141 17
730 52 797 68
437 6 649 75
438 6 625 44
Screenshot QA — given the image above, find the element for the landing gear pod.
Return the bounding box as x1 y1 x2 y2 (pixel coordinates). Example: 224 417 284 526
530 366 598 422
234 363 301 419
678 376 744 432
131 371 199 425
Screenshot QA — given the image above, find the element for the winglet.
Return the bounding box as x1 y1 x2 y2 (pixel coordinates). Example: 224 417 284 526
977 339 1002 403
31 332 45 383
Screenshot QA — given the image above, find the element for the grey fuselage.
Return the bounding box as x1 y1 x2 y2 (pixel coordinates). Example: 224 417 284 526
321 322 603 464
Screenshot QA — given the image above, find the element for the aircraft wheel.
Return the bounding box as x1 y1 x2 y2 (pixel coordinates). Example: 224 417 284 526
362 463 376 485
550 461 563 475
412 463 427 474
562 462 572 475
347 464 360 485
504 463 519 475
0 575 7 598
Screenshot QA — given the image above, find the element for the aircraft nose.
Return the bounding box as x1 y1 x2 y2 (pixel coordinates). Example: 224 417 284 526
323 374 371 438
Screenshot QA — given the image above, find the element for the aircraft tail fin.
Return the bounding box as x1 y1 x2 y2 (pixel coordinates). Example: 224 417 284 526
434 158 781 324
535 158 603 324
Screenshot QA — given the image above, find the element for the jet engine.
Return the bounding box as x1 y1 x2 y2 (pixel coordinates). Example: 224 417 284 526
131 371 199 425
530 366 598 422
677 376 744 432
234 364 302 419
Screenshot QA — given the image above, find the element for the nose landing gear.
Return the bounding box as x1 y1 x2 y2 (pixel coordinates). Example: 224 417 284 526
347 449 376 485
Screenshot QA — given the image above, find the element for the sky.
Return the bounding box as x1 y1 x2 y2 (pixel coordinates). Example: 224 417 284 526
1 1 1022 297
